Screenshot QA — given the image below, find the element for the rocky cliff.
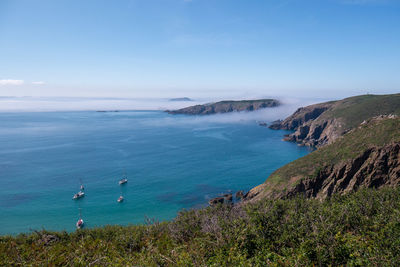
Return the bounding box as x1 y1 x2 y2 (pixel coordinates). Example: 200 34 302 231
269 102 334 131
269 94 400 147
246 116 400 201
167 99 280 115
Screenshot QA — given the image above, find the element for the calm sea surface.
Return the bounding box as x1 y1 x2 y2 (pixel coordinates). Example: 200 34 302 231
0 111 310 234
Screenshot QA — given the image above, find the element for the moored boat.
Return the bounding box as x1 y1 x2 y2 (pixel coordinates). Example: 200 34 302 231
119 178 128 185
76 208 84 229
73 191 85 200
76 218 84 229
117 195 124 202
80 178 84 191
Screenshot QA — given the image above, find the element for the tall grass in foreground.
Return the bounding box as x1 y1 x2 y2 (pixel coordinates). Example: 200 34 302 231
1 187 400 266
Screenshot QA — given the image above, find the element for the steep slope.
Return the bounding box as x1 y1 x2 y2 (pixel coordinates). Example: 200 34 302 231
246 116 400 201
166 99 279 115
270 94 400 147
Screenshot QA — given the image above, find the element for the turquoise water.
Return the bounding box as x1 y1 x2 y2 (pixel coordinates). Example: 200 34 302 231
0 111 309 234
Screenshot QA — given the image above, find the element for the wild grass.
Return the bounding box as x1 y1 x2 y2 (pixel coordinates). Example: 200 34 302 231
1 187 400 266
267 117 400 185
320 93 400 130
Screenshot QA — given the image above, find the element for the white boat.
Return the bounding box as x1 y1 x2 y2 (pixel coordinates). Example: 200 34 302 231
76 218 84 229
117 195 124 203
80 178 84 191
76 209 84 229
73 191 85 200
119 178 128 185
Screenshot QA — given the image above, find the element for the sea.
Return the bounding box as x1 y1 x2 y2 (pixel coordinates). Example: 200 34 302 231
0 99 311 235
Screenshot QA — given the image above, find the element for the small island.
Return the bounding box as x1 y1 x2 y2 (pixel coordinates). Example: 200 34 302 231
169 97 194 102
166 99 280 115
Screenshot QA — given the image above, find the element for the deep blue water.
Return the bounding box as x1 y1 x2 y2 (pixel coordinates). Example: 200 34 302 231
0 111 309 234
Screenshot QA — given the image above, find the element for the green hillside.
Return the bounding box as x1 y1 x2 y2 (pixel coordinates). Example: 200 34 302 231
167 99 280 115
271 93 400 147
320 93 400 130
255 116 400 199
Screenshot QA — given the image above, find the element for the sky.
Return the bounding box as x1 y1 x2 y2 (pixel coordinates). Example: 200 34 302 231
0 0 399 99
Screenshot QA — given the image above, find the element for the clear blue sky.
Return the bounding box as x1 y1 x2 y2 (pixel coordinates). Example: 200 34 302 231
0 0 399 98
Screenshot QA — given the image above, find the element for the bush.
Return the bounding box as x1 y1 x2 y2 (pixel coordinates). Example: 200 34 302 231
1 187 400 266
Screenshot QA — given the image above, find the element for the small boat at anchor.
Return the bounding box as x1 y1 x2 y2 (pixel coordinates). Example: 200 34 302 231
76 209 84 229
119 171 128 185
73 191 85 200
80 178 84 191
119 178 128 185
117 195 124 203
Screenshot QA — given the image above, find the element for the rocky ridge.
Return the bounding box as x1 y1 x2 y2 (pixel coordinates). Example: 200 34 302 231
246 142 400 201
246 116 400 201
167 99 280 115
269 94 400 147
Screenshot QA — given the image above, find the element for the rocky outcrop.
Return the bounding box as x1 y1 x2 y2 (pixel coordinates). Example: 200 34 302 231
290 143 400 199
167 99 280 115
208 197 224 206
235 190 244 199
269 94 400 147
208 194 233 206
269 102 334 131
282 118 344 147
209 192 246 206
269 102 339 147
223 193 233 203
246 142 400 201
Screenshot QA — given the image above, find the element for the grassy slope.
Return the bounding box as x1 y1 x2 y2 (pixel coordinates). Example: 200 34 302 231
170 99 279 113
317 93 400 130
266 117 400 189
1 188 400 266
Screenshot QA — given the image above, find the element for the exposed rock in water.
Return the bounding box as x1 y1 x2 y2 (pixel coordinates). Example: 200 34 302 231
208 197 225 206
166 99 280 115
235 190 244 200
208 193 234 206
223 193 233 203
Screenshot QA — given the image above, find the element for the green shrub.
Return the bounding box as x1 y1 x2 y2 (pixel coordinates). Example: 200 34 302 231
1 187 400 266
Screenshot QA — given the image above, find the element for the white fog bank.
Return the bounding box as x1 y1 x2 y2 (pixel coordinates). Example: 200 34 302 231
0 96 331 113
0 96 206 112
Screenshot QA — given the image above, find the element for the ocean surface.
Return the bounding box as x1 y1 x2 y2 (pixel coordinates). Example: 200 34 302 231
0 110 310 235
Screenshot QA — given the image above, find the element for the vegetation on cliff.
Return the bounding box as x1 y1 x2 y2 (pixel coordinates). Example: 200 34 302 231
247 116 400 201
270 93 400 147
2 94 399 266
2 187 400 266
167 99 280 115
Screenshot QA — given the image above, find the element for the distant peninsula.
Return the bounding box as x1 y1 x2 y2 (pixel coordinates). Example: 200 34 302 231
169 97 193 102
269 93 400 147
166 99 280 115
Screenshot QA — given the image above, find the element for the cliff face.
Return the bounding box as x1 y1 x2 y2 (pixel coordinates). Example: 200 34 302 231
269 102 334 131
268 101 344 147
167 99 280 115
247 143 400 201
269 94 400 147
246 116 400 202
